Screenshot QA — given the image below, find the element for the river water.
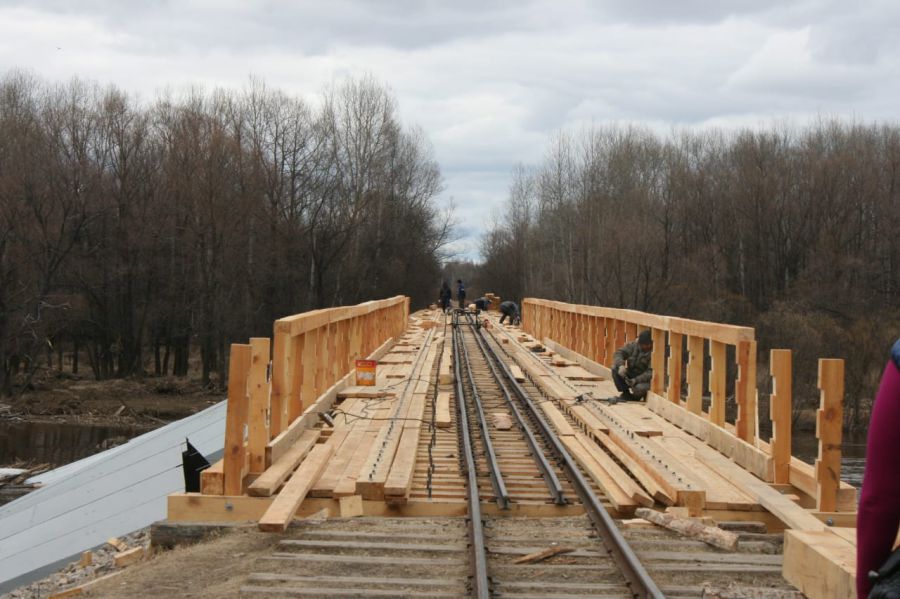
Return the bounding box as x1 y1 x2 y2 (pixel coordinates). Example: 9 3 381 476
0 420 145 468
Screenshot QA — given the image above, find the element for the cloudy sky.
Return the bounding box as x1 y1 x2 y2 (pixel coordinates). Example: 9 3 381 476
1 1 898 260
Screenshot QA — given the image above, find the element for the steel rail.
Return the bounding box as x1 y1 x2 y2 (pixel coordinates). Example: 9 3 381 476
451 313 491 599
476 323 665 599
456 317 511 509
463 313 565 505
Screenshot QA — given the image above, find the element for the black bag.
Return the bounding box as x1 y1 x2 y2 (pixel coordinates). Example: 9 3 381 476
870 547 900 598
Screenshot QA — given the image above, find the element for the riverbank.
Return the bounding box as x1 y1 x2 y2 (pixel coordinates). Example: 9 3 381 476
0 369 222 468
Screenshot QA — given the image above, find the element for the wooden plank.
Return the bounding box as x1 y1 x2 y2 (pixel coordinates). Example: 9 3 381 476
258 444 335 532
574 433 653 507
339 495 364 517
686 335 704 414
435 391 451 428
513 546 575 564
815 359 844 512
695 449 826 532
492 412 512 430
309 426 360 498
561 435 637 515
338 386 396 399
508 364 526 382
383 428 422 501
538 400 576 436
770 349 792 485
223 344 251 496
645 393 773 482
248 429 321 497
783 530 854 599
247 337 271 474
333 430 379 497
113 546 144 568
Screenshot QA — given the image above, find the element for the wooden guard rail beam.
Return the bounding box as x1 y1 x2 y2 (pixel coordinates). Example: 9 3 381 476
521 298 854 510
211 296 409 496
522 298 758 441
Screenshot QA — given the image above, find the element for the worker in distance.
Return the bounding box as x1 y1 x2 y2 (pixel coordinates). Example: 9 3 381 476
611 330 653 402
499 301 520 325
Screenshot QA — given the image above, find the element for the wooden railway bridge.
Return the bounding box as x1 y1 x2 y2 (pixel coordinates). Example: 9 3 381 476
166 296 857 598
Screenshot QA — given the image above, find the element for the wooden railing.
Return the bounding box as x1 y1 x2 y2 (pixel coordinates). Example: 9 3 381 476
522 298 854 511
206 296 409 496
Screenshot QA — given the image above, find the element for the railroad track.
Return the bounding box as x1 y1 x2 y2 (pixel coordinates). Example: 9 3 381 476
237 312 799 599
452 311 662 598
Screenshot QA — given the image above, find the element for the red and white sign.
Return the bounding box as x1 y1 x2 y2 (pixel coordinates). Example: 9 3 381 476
355 359 377 386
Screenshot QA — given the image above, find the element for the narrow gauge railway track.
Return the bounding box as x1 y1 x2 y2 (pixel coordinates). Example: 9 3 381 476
451 311 663 599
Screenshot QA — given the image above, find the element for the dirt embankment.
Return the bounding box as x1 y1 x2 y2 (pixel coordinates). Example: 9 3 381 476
2 369 222 428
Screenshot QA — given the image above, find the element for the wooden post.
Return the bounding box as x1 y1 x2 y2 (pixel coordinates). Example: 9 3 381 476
735 340 758 442
625 322 637 344
223 344 251 496
615 320 626 351
667 332 683 404
247 337 271 475
709 340 726 426
816 359 844 512
605 319 616 367
301 331 316 413
650 328 665 395
686 335 704 414
770 349 792 485
288 333 305 422
269 328 291 439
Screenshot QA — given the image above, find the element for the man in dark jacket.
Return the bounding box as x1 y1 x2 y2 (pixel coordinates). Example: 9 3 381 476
473 296 492 312
456 279 466 308
611 330 653 401
499 301 520 325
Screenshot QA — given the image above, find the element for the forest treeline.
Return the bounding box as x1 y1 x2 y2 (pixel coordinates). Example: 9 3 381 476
479 122 900 430
0 71 450 394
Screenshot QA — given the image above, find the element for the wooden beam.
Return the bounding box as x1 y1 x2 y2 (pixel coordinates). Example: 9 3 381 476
200 459 224 495
248 429 321 497
247 337 271 474
770 349 792 485
783 530 855 599
646 393 773 482
258 444 335 532
708 340 726 427
686 335 704 414
815 359 844 512
435 391 451 428
735 340 758 442
695 449 826 532
667 332 683 404
223 344 251 496
561 435 637 515
650 328 666 395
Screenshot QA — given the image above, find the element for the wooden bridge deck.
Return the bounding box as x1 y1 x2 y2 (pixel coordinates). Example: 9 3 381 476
166 299 858 599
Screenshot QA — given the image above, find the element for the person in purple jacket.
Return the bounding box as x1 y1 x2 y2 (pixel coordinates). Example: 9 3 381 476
857 338 900 597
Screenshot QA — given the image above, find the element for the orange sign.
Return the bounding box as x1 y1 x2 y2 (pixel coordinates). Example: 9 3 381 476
355 359 377 386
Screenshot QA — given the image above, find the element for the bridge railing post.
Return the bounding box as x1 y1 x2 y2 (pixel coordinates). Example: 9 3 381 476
816 358 844 512
769 349 792 484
